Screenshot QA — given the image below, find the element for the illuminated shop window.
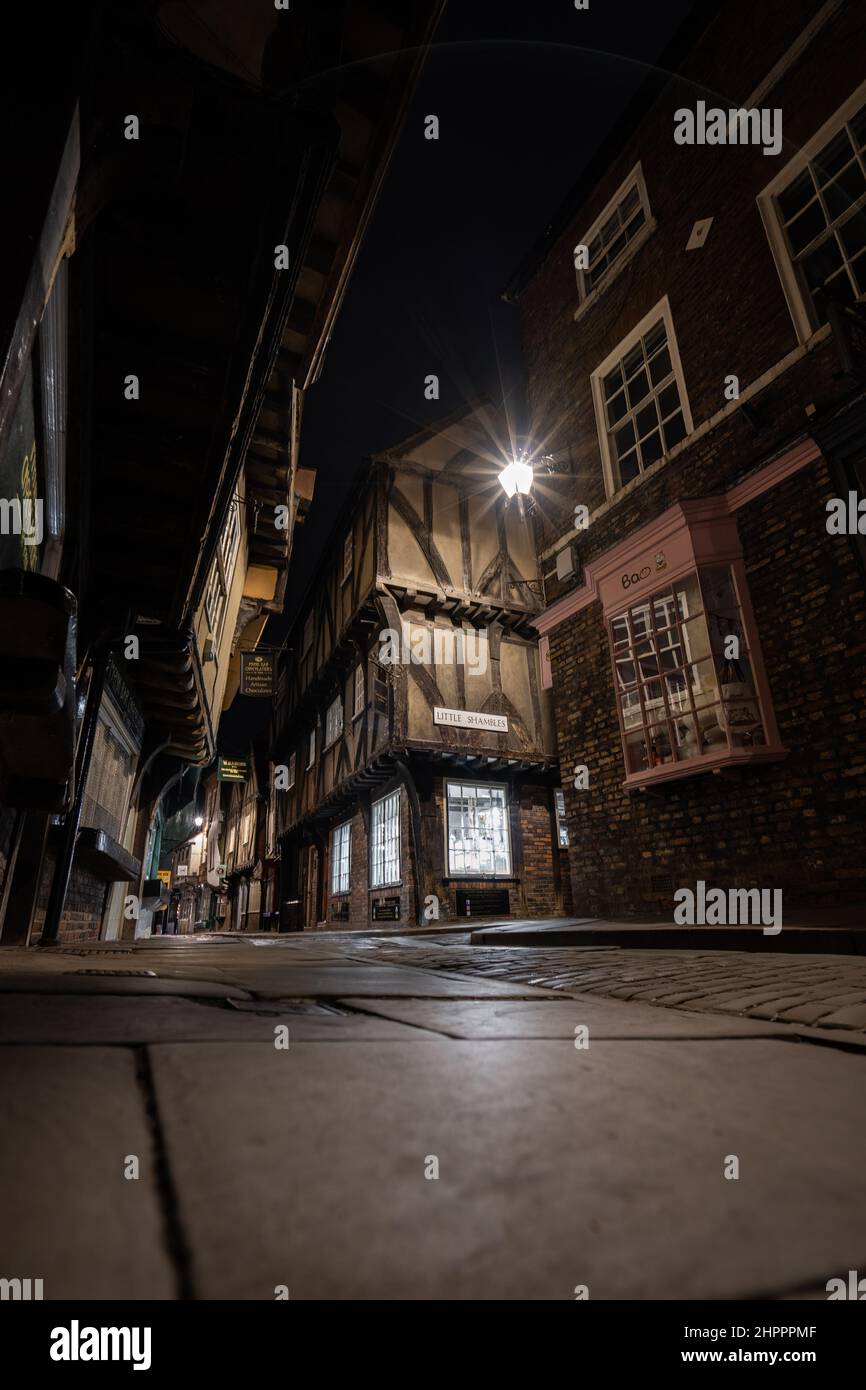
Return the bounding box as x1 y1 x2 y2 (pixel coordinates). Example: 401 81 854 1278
609 565 775 785
371 790 400 888
446 782 511 877
554 789 569 848
330 821 351 896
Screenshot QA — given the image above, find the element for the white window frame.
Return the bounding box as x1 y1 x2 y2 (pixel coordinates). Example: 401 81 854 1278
330 820 351 896
575 162 654 313
445 780 512 879
353 662 365 718
342 530 353 583
370 790 401 888
591 295 693 501
554 789 569 849
287 751 296 788
306 728 316 770
611 589 701 730
758 79 866 344
324 692 343 749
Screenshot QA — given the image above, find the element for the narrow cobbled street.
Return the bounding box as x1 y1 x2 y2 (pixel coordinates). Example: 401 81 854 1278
4 925 865 1300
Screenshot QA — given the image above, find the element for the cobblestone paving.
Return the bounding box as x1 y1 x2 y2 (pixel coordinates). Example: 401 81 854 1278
336 936 866 1037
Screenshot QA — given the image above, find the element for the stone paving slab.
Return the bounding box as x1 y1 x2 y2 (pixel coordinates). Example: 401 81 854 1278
207 963 559 1000
0 971 251 998
0 995 446 1044
339 997 798 1040
149 1037 866 1300
0 1046 176 1299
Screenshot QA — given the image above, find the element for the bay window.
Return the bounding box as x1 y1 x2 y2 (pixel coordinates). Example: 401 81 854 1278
610 563 778 785
371 790 400 887
446 782 511 877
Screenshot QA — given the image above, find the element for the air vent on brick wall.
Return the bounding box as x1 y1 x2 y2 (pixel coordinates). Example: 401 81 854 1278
331 900 350 921
371 896 401 922
650 874 674 895
456 888 510 918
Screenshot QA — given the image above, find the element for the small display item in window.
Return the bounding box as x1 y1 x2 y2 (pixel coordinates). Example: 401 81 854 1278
677 721 700 759
718 654 760 743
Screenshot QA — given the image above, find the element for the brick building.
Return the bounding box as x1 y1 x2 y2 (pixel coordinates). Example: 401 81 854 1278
504 0 866 918
271 404 571 929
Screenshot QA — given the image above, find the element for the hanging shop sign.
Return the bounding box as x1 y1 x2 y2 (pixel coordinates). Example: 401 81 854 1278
217 758 248 783
240 651 275 698
433 707 508 733
156 869 171 887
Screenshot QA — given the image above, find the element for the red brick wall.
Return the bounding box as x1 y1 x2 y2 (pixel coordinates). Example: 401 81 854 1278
549 457 866 916
512 0 866 916
320 774 568 925
516 0 866 560
32 854 109 945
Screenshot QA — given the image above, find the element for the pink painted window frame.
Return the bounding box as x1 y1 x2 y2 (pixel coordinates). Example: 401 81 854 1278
600 506 785 791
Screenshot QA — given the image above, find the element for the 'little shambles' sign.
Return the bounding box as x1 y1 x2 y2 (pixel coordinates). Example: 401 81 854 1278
433 706 508 733
240 651 275 698
217 757 248 783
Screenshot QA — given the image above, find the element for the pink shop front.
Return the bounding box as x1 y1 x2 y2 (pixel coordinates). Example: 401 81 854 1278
533 442 866 918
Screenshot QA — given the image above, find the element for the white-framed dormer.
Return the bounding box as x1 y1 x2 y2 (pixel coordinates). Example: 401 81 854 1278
757 78 866 344
590 295 693 501
573 162 655 321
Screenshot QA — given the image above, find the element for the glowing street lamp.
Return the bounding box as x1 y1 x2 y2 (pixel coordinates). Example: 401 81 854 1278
498 450 534 517
497 444 530 511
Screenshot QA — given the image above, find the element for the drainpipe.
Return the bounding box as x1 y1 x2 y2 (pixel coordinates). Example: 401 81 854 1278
39 645 109 946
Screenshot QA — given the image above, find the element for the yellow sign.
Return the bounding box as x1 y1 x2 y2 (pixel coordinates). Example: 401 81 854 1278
157 869 171 886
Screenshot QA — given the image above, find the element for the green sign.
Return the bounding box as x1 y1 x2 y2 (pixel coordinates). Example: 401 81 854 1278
217 758 248 783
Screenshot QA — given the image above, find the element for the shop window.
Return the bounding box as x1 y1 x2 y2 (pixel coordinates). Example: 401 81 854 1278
609 564 778 786
371 790 400 888
331 821 351 895
446 782 511 877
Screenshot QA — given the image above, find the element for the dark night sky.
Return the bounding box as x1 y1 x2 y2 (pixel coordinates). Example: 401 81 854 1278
222 0 702 752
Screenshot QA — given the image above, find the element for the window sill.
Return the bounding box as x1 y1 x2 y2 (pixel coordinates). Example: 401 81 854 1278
623 746 788 791
443 875 519 884
573 218 657 324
